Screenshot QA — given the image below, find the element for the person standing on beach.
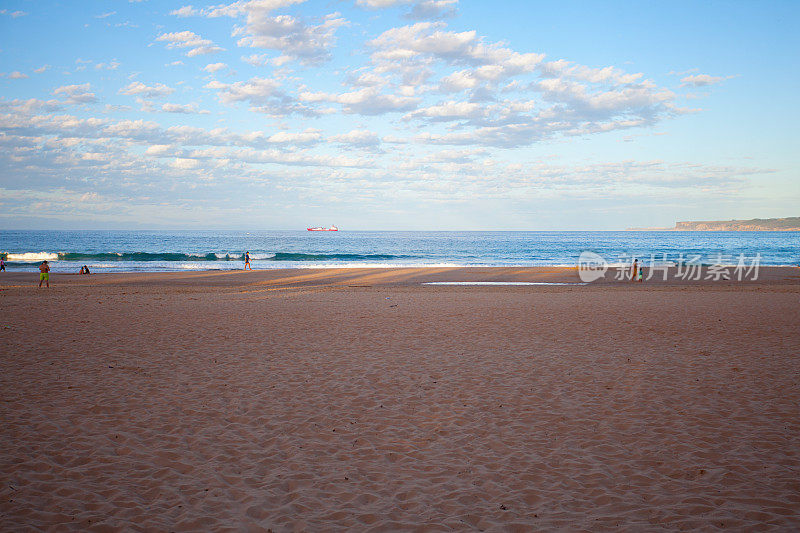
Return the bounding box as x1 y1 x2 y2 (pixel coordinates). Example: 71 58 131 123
631 258 638 282
244 251 252 271
38 260 50 288
0 258 5 271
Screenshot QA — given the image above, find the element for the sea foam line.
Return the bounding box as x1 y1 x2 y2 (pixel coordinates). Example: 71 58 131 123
4 252 59 262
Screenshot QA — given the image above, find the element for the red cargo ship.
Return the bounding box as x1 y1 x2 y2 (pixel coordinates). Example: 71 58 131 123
307 225 338 231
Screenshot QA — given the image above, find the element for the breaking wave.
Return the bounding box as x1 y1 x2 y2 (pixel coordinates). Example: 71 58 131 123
0 251 411 262
3 252 60 262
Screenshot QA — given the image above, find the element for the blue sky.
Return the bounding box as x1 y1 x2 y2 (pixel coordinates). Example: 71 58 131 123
1 0 797 230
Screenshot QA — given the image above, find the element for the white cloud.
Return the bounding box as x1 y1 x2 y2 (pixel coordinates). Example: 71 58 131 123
201 0 306 18
145 144 172 156
299 87 419 115
539 60 642 85
535 77 673 114
330 129 383 151
205 78 302 116
368 22 544 90
95 61 121 70
103 103 132 113
104 119 163 139
242 53 293 67
427 147 486 162
206 77 282 105
160 102 210 114
205 77 321 116
0 9 27 18
349 70 389 87
242 54 268 66
370 22 476 60
439 70 478 91
404 100 483 121
172 157 202 169
355 0 406 7
0 98 62 114
414 124 534 148
0 100 771 224
203 62 228 73
406 0 458 20
0 113 110 142
680 73 730 87
119 81 176 98
233 12 348 65
156 31 224 57
171 6 199 17
355 0 457 19
52 83 99 104
359 21 679 144
4 71 29 79
183 146 372 168
183 0 344 64
267 128 322 144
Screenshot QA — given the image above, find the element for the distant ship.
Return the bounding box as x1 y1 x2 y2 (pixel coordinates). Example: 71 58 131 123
307 225 338 231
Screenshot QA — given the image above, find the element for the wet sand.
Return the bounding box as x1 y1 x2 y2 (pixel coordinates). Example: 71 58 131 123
1 267 799 530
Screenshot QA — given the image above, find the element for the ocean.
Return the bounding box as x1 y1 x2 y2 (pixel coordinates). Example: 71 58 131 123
1 230 797 273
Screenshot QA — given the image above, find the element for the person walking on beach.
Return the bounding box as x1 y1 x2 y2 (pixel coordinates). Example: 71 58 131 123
244 251 252 271
631 258 638 282
0 258 5 271
38 260 50 288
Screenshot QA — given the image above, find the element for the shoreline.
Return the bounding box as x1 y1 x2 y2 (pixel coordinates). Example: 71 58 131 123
2 265 798 290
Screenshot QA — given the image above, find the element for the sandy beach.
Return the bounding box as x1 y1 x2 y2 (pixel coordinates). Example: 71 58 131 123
1 267 799 531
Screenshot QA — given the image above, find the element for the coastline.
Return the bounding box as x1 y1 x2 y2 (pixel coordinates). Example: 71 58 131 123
2 267 799 530
627 228 800 231
1 265 798 288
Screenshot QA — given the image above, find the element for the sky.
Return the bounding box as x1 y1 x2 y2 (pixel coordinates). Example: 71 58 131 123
0 0 798 230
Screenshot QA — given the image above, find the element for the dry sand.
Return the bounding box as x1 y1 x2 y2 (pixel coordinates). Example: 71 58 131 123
1 267 799 531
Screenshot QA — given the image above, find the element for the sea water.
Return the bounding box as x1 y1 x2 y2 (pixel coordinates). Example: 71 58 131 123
0 230 797 273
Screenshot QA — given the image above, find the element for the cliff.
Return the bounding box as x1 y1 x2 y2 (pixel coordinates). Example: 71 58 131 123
673 217 800 231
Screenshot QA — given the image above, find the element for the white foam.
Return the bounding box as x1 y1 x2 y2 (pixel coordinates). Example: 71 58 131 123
423 281 587 286
5 252 59 262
